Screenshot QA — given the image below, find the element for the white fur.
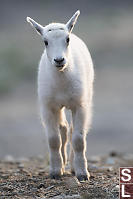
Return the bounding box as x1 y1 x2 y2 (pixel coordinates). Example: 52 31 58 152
27 11 94 181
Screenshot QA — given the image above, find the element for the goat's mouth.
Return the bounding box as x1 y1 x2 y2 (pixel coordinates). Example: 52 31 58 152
55 64 65 70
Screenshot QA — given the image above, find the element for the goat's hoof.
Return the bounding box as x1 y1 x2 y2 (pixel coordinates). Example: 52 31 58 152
77 174 89 182
71 170 75 175
50 173 61 180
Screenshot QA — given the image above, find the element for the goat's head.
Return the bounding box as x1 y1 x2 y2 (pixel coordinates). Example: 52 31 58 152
27 10 80 71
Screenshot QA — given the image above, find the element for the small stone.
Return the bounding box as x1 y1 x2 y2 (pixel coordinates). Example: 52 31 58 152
32 188 38 192
45 185 55 190
107 166 113 171
106 157 115 165
38 198 46 199
109 151 118 157
54 195 81 199
3 186 13 191
112 185 119 192
64 194 81 199
37 183 45 189
65 176 80 188
18 163 24 168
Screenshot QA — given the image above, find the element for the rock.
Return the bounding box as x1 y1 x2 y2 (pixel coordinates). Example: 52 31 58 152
18 163 24 168
105 157 115 165
38 198 46 199
107 166 113 171
45 185 55 191
109 151 118 157
53 194 81 199
112 185 120 192
64 195 81 199
65 176 80 188
37 183 45 189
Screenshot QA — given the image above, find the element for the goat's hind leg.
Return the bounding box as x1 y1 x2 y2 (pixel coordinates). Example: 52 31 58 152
59 108 68 170
69 122 75 174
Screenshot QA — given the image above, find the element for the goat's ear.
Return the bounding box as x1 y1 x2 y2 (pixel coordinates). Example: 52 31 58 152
66 10 80 33
26 17 44 35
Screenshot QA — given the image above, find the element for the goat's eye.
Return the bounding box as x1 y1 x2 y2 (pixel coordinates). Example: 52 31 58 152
66 37 70 44
44 40 48 46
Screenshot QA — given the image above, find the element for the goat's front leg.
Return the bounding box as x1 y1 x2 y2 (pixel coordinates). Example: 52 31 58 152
72 106 91 181
42 108 64 179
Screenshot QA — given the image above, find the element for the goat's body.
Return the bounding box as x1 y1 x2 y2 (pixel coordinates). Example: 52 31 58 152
38 33 94 180
38 34 94 110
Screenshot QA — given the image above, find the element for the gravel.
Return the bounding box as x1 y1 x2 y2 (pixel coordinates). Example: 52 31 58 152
0 152 132 199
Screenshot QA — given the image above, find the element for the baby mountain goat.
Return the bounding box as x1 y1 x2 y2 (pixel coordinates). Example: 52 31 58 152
27 10 94 181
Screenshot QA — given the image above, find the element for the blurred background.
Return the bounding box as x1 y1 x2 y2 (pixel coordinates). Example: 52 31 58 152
0 0 133 159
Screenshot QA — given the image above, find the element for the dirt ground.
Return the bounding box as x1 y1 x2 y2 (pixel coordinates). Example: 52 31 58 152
0 152 133 199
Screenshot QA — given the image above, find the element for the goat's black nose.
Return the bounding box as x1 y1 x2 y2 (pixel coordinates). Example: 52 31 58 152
54 57 64 64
